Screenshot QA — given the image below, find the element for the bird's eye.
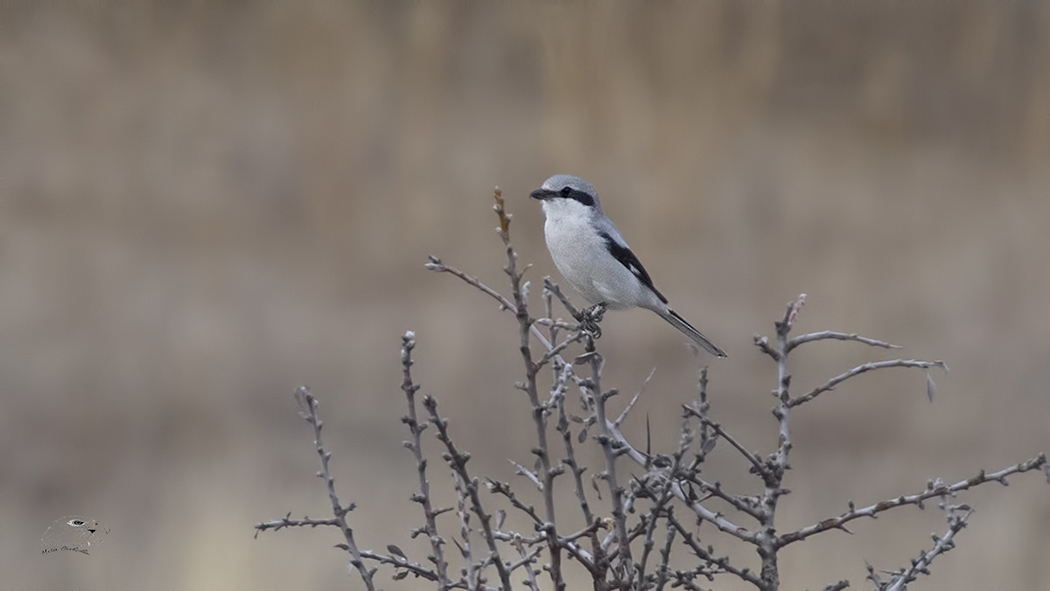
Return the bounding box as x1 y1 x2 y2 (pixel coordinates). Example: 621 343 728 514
69 520 85 527
560 187 572 197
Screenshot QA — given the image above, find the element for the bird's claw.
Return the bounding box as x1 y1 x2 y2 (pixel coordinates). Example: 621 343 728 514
576 303 608 339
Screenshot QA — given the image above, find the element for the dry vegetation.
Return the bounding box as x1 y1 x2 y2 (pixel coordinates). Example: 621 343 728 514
256 191 1046 590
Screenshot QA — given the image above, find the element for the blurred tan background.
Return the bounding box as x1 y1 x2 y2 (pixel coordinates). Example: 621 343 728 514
2 2 1049 589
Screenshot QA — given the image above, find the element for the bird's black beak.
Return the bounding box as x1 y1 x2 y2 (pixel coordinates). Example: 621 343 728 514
530 189 549 200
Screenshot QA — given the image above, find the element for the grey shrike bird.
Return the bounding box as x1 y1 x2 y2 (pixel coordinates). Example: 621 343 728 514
531 174 727 357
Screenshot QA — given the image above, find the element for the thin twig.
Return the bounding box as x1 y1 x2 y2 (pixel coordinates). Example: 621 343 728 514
790 359 948 408
694 366 713 461
426 256 516 313
544 277 581 319
754 335 779 361
552 361 603 574
424 394 513 591
684 410 767 479
510 536 542 589
780 454 1047 545
654 519 677 591
487 479 545 528
259 388 377 590
538 331 587 369
510 460 544 491
676 474 764 521
534 318 579 331
587 343 635 579
359 549 442 582
636 426 690 589
452 472 478 591
787 331 901 353
425 256 559 354
883 509 973 591
666 512 765 588
400 332 453 589
254 514 340 534
603 411 758 544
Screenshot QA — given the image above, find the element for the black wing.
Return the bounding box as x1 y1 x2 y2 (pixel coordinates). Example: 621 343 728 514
599 231 668 304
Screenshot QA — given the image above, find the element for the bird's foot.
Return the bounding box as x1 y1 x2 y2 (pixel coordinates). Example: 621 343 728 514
575 303 608 339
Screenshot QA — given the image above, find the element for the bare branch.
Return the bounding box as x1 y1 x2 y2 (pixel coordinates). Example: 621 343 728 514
424 394 513 591
654 520 677 591
401 332 452 589
426 256 517 313
552 362 603 573
883 509 973 591
636 427 691 589
488 480 600 575
672 481 758 543
543 277 581 320
533 318 579 331
790 359 949 408
560 521 603 546
754 335 779 361
667 511 765 588
603 409 759 544
256 388 377 590
694 366 714 460
487 479 544 527
684 409 768 480
510 536 542 589
509 460 544 491
425 256 560 356
587 344 635 576
452 472 478 591
537 331 586 369
787 331 901 353
780 454 1047 546
359 549 441 583
254 514 340 534
676 474 764 521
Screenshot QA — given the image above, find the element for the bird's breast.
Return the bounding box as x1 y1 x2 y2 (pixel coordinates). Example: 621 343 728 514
544 215 621 307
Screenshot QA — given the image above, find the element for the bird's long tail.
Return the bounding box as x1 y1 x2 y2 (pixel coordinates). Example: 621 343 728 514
656 309 727 358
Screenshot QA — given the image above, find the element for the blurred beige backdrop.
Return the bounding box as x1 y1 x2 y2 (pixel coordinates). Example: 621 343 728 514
2 2 1049 590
